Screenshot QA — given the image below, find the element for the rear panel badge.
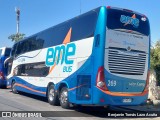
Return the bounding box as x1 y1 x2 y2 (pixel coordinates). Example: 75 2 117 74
120 14 139 28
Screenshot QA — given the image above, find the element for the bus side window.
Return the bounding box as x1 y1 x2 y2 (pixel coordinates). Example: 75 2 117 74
5 48 11 57
15 64 26 76
21 64 25 74
11 44 17 58
15 42 22 57
7 61 13 75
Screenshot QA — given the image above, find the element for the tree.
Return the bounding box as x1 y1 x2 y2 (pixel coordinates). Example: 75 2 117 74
8 33 25 42
150 39 160 85
8 7 25 42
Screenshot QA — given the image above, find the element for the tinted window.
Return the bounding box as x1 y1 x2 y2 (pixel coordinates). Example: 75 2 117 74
15 42 23 56
27 36 44 51
16 62 49 77
5 48 11 57
7 61 12 75
11 44 18 57
70 11 97 41
43 10 98 48
42 24 70 48
107 9 150 35
12 8 98 52
13 36 44 57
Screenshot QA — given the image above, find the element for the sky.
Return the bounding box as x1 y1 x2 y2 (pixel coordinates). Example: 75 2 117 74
0 0 159 48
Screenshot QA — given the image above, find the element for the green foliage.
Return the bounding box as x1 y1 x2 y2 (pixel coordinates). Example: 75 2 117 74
8 33 25 42
151 40 160 85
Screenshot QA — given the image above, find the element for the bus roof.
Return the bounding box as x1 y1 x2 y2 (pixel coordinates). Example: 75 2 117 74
107 6 147 17
0 47 11 49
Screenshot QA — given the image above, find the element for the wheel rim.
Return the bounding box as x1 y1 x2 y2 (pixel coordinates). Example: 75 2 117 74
60 90 68 104
49 88 54 101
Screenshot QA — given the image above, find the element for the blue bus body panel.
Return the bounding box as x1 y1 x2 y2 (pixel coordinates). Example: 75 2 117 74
0 55 7 87
92 6 106 74
0 79 7 86
92 86 148 105
8 76 47 97
104 70 146 92
0 56 7 73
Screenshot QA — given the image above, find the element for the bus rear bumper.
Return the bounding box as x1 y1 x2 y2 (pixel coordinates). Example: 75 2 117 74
92 86 148 106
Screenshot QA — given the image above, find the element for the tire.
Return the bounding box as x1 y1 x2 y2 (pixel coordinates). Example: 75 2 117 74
47 84 59 105
59 87 70 109
11 81 18 94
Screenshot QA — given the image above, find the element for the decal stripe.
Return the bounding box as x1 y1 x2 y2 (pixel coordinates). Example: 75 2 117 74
97 87 148 96
63 28 72 44
49 64 56 74
49 28 72 74
16 49 42 60
7 85 11 88
15 83 46 95
69 84 87 91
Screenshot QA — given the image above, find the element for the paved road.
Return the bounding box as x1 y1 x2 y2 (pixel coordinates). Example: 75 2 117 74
0 88 160 120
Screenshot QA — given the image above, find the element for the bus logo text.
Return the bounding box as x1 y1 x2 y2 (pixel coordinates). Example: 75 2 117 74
45 43 76 72
120 14 139 28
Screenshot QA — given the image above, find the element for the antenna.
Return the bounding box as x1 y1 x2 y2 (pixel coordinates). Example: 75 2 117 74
8 7 25 42
15 7 20 34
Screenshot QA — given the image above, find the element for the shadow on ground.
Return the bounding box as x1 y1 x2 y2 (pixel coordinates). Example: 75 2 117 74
14 91 159 118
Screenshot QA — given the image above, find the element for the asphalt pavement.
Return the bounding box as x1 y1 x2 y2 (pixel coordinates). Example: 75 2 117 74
0 88 160 120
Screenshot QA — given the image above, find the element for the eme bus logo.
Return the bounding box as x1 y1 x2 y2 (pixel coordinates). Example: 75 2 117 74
120 14 139 28
45 43 76 72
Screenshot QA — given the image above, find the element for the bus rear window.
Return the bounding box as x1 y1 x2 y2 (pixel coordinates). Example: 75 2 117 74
107 9 150 36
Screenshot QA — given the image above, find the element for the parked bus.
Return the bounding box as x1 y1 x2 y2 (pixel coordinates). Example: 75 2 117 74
7 6 150 108
0 47 11 88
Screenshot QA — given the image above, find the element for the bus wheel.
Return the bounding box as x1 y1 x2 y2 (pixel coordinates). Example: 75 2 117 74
47 85 59 105
11 81 17 94
59 87 70 109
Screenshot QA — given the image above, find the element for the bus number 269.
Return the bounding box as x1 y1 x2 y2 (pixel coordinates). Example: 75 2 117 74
108 80 117 87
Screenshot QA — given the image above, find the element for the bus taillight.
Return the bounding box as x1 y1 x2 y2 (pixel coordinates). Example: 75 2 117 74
96 66 108 91
107 6 111 9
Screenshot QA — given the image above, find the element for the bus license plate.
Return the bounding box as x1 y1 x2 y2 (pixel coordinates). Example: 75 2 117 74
123 98 132 103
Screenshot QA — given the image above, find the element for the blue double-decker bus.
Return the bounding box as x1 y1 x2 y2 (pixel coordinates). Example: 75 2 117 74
0 47 11 88
7 6 150 109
